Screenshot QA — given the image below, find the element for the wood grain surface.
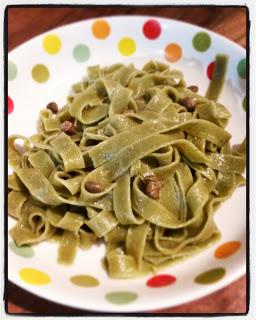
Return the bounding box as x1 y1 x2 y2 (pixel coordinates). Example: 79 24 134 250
7 6 247 315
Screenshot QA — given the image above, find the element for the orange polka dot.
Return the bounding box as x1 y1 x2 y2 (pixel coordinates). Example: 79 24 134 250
215 241 241 259
92 19 111 39
165 43 182 62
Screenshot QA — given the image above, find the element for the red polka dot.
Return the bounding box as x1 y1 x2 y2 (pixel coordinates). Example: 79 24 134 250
146 274 176 288
143 19 161 40
207 61 215 80
8 96 14 114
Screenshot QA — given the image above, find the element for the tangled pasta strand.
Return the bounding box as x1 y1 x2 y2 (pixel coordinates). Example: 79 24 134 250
8 58 246 278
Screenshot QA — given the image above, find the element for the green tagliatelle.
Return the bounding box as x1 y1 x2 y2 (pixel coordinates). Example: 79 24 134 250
8 57 246 278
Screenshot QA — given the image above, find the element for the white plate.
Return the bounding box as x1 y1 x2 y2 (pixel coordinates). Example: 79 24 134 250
8 16 246 313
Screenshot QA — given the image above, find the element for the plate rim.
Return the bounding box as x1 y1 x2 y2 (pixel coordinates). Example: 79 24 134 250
8 15 245 56
8 264 246 313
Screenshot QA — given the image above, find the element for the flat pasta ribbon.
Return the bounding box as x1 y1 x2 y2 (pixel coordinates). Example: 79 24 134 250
8 58 246 278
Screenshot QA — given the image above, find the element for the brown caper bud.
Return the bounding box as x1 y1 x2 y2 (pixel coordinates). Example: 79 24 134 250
46 101 58 114
179 97 196 110
85 181 104 193
187 85 199 93
145 174 161 199
61 121 76 135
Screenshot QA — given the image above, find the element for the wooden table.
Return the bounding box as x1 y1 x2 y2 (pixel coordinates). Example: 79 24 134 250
7 6 247 315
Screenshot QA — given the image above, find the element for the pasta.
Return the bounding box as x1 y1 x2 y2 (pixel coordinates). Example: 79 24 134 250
8 57 246 278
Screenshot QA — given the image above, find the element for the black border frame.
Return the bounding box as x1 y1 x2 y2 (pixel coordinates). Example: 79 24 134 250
4 4 250 317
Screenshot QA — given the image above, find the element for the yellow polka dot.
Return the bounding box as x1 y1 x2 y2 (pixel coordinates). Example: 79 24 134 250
19 268 51 285
92 19 111 39
32 64 49 83
165 43 182 62
43 34 62 55
118 37 136 56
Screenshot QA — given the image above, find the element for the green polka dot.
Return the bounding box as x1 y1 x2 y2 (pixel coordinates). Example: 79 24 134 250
195 268 226 284
242 96 246 111
32 64 49 83
193 32 211 52
105 291 138 305
8 61 17 81
73 44 90 62
237 59 246 79
70 275 99 287
9 241 34 258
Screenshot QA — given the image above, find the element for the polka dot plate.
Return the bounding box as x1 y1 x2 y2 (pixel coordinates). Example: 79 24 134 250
8 16 246 312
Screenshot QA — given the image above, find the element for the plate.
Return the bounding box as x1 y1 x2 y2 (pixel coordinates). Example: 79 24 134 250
7 16 246 312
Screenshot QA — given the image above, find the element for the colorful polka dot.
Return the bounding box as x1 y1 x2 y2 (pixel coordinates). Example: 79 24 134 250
147 274 176 288
207 61 215 80
73 44 90 62
105 291 138 305
43 34 62 55
19 268 51 285
143 19 161 40
165 43 182 62
242 96 246 111
8 61 17 81
92 19 111 39
195 268 226 285
7 19 246 305
215 241 241 259
193 32 211 52
32 64 49 83
70 275 99 287
237 58 246 79
8 96 14 114
118 37 136 56
9 241 34 258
